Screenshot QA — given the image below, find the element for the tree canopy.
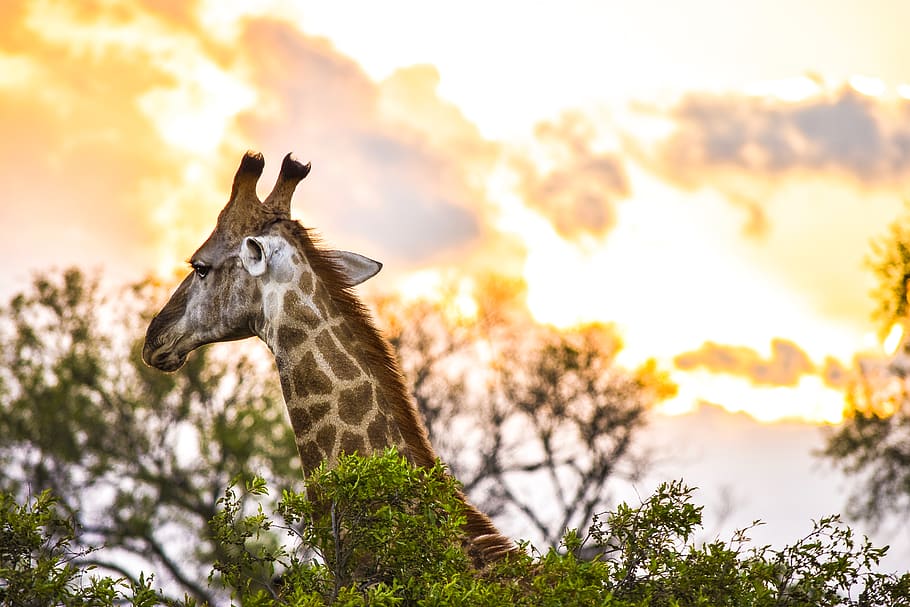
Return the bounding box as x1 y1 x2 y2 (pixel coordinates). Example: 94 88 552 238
5 450 909 606
0 269 670 602
0 269 298 604
5 266 906 604
377 275 675 545
823 209 910 527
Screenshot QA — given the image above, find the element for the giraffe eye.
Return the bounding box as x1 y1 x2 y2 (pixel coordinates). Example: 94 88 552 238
191 262 210 279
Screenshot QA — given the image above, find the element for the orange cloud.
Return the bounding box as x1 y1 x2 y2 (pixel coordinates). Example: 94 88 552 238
674 339 853 392
0 2 522 293
0 0 201 286
674 339 815 387
512 112 630 240
233 20 495 265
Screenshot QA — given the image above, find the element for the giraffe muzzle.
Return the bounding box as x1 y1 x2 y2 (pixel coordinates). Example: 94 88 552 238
142 338 188 372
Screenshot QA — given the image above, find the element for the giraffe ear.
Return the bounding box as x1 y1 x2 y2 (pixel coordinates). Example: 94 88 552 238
240 236 270 277
333 250 382 286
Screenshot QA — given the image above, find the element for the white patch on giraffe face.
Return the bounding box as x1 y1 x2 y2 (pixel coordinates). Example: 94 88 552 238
248 233 318 348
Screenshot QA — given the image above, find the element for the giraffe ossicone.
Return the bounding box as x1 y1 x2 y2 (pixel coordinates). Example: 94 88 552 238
142 151 514 564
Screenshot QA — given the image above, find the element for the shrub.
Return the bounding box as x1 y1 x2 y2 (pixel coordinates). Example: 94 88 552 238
0 489 168 606
209 449 910 607
3 450 908 606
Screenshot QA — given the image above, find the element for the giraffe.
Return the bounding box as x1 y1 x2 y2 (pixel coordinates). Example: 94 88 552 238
142 151 513 564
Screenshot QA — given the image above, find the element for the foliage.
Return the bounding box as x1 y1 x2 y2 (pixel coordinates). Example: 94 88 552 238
822 382 910 526
376 275 676 546
823 210 910 525
0 268 298 604
0 267 673 600
867 207 910 338
211 450 473 604
4 450 908 606
0 488 170 606
207 451 910 607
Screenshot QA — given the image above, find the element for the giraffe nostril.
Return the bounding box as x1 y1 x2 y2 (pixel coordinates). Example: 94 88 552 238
145 346 187 372
142 332 177 369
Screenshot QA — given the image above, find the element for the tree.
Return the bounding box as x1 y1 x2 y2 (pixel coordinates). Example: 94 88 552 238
823 208 910 526
204 450 910 606
375 275 676 546
0 269 672 599
5 451 908 606
867 211 910 338
0 489 166 606
2 272 907 605
0 269 299 605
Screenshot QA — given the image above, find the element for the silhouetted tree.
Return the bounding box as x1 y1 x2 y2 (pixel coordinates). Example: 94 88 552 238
10 452 909 606
0 269 297 604
823 210 910 526
376 275 676 546
0 269 673 600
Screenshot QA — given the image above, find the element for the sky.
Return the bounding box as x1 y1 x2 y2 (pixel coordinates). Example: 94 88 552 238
2 0 910 564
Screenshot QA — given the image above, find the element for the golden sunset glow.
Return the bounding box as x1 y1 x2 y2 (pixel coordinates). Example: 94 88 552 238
395 270 479 323
884 322 905 357
3 0 910 429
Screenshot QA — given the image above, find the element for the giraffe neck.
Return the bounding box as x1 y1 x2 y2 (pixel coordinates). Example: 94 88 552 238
255 228 435 477
255 222 515 563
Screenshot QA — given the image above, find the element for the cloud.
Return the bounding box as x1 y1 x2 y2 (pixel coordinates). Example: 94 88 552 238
674 339 815 387
0 1 208 287
725 192 770 239
674 338 854 392
821 356 851 390
513 112 630 240
0 3 508 293
649 87 910 189
235 21 490 264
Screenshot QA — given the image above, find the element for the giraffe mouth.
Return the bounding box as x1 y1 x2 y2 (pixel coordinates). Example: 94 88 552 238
142 340 188 372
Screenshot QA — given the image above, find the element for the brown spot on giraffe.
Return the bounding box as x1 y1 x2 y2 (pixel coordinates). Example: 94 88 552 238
338 382 374 425
283 290 319 329
315 329 361 380
277 325 308 352
313 401 332 418
298 268 313 293
315 424 337 455
278 367 294 403
288 406 312 435
367 415 392 448
298 440 324 467
292 351 334 398
339 431 366 455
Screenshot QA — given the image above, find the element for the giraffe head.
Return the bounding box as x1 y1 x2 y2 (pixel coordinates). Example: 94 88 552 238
142 151 382 371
